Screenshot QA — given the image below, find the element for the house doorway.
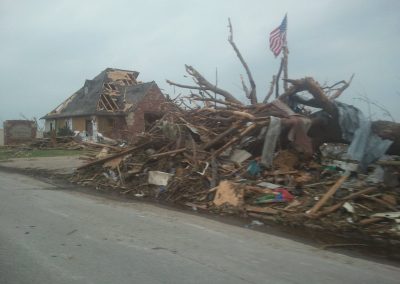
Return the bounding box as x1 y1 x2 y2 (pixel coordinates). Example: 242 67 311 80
85 119 93 136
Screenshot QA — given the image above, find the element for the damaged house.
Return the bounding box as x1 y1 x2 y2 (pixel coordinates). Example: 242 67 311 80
41 68 166 141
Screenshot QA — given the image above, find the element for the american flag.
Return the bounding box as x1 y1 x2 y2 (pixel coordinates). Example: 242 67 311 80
269 14 287 57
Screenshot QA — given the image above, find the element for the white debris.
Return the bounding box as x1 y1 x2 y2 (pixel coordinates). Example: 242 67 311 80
148 171 174 186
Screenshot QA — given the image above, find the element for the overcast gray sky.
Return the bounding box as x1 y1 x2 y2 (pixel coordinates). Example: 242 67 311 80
1 0 399 126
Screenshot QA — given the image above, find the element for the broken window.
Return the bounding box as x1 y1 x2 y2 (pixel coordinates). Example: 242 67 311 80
144 112 163 131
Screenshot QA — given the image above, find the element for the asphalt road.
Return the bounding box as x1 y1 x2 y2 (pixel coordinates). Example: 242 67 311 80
0 171 399 284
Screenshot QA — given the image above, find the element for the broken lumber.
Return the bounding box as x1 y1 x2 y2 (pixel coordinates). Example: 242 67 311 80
213 180 244 207
149 148 186 158
315 187 378 218
307 174 348 216
77 143 149 170
245 205 278 215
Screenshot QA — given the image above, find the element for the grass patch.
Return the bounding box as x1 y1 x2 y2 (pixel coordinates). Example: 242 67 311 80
0 148 84 160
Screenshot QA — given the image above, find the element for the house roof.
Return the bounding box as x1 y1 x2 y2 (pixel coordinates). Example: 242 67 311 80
125 81 156 105
41 68 160 119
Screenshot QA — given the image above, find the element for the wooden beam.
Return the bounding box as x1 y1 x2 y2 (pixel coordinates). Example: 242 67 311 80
101 94 114 111
77 143 149 170
97 99 108 111
307 174 348 216
149 148 186 158
102 94 117 111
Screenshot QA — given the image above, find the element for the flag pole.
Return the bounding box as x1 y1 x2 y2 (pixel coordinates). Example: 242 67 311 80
283 46 288 92
270 13 288 97
283 15 288 92
275 57 284 98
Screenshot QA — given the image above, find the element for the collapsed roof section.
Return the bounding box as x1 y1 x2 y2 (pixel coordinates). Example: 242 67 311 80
42 68 156 119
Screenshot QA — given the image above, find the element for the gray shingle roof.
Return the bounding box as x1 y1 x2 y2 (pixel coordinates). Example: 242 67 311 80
124 81 155 106
41 68 157 119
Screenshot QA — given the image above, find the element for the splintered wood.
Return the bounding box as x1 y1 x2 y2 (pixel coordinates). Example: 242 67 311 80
213 181 244 207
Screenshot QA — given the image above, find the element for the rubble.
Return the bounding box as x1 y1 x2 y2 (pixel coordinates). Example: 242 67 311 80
66 97 399 242
61 19 400 243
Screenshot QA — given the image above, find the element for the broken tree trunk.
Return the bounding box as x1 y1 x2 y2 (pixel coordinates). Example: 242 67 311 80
277 75 399 155
371 120 400 154
167 65 243 105
282 77 338 116
228 18 257 105
308 116 400 155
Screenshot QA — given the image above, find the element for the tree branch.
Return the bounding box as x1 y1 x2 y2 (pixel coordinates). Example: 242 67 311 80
184 65 243 105
263 75 276 103
166 80 206 91
190 96 243 109
240 74 251 99
281 77 337 116
329 74 355 100
228 18 257 104
167 66 243 105
291 94 324 108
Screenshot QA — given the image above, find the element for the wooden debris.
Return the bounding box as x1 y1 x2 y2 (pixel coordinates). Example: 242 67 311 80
213 181 244 207
60 60 399 242
307 174 349 216
245 205 278 215
77 142 149 170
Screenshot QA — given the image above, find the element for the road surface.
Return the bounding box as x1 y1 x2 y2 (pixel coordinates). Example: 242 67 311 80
0 171 399 284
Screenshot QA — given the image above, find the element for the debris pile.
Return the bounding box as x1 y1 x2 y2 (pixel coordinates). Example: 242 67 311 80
28 137 81 149
70 18 399 242
71 98 400 241
0 135 128 163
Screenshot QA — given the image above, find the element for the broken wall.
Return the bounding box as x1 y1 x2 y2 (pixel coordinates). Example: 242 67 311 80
126 85 166 142
3 120 36 145
97 116 127 140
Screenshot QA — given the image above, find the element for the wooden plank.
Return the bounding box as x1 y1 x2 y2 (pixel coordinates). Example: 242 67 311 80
360 195 397 211
245 205 278 215
77 142 149 170
307 174 348 216
314 187 378 218
359 217 385 225
103 93 119 110
97 99 108 111
102 95 113 111
377 160 400 166
81 141 121 151
149 148 186 158
101 94 114 111
213 123 259 157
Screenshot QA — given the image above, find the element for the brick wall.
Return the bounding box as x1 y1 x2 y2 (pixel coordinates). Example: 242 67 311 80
3 120 36 145
97 116 127 140
126 85 167 142
0 128 4 145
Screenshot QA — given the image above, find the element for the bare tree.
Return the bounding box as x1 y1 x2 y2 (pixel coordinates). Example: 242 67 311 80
227 18 257 104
